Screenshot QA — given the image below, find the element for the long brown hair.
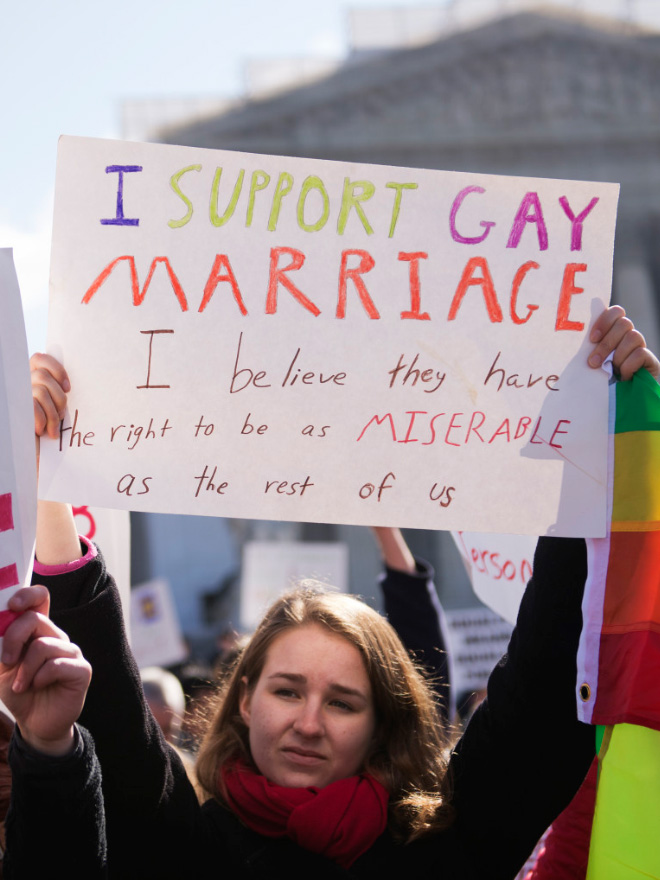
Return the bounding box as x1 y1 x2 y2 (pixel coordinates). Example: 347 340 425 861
196 585 454 842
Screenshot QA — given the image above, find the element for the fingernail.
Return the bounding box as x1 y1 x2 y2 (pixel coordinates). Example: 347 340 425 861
590 329 602 343
589 354 602 368
11 678 22 694
2 651 13 666
63 379 71 392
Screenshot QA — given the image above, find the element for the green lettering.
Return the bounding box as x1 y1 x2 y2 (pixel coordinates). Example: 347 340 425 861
168 164 202 229
210 167 245 228
386 182 418 238
246 170 270 227
296 175 330 232
337 178 375 235
267 172 294 232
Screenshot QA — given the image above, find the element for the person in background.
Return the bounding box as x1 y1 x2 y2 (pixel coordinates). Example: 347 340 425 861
372 526 454 725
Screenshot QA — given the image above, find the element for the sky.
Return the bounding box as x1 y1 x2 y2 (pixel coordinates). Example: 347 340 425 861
1 0 455 352
1 0 652 351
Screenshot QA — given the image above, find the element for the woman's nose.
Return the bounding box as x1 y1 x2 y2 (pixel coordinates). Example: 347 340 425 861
293 702 324 737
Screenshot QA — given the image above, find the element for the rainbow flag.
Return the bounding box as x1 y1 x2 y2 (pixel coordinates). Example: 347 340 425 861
577 368 660 879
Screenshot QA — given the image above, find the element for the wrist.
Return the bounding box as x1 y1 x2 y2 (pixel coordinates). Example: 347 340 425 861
19 725 76 757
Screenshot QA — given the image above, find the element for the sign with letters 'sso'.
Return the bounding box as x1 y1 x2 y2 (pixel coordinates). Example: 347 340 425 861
40 136 619 536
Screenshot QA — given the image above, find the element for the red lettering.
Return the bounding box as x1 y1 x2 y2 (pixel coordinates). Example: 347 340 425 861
555 264 587 331
445 413 463 447
398 411 427 444
514 416 532 440
82 255 188 311
422 412 445 446
488 418 511 443
356 414 397 442
502 560 517 580
72 506 96 540
550 419 571 448
398 251 430 320
266 247 320 317
448 257 503 323
510 261 539 325
336 249 379 319
471 547 488 574
465 411 486 443
199 254 248 315
530 417 544 444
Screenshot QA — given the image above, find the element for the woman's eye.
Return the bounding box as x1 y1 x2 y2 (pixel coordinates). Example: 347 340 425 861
330 699 354 712
274 688 298 699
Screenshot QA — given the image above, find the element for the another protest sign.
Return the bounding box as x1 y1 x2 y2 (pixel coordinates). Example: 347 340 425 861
130 577 187 669
40 137 619 536
0 250 37 634
445 605 514 699
451 530 537 625
240 540 348 630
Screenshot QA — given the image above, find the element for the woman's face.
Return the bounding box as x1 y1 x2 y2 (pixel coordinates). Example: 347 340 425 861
239 623 376 789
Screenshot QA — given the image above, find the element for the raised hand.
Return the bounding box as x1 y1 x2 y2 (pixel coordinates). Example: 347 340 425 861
30 353 70 440
0 586 90 756
589 306 660 381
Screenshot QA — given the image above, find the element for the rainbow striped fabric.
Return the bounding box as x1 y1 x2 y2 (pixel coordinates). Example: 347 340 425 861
577 367 660 879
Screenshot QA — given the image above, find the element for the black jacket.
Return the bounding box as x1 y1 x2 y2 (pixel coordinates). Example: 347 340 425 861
6 537 593 880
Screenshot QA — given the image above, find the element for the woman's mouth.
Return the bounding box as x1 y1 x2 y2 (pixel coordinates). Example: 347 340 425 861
281 746 326 765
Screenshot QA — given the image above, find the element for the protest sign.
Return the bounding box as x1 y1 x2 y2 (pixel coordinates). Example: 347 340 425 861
40 136 619 536
451 530 537 625
0 250 37 634
241 540 348 630
445 605 514 697
130 577 187 669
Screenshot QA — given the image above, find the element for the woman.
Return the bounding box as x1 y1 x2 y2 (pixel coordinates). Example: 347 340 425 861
1 307 658 879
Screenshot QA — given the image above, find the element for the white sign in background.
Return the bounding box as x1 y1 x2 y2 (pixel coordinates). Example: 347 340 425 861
41 137 619 536
130 577 187 669
451 531 537 625
445 606 514 696
241 541 349 630
0 250 37 633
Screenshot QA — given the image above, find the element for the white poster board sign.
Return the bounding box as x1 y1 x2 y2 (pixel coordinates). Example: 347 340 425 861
241 541 348 630
130 577 187 669
452 531 537 625
0 250 37 634
41 136 619 536
445 606 514 696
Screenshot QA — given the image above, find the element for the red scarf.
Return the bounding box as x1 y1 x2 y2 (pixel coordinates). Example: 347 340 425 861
222 759 389 868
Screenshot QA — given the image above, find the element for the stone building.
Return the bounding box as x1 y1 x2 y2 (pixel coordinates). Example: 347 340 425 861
164 7 660 351
135 4 660 649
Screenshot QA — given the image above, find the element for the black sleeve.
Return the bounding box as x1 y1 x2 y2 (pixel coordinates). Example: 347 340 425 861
38 549 204 877
446 537 595 880
381 559 453 724
5 725 107 879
